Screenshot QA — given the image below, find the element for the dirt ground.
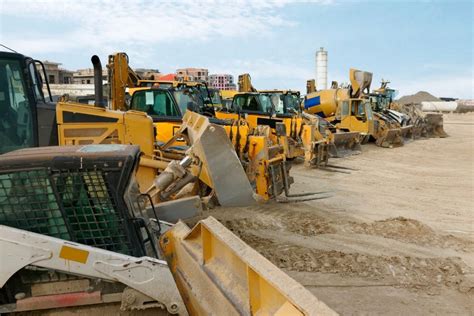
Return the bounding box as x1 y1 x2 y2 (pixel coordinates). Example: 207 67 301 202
202 113 474 315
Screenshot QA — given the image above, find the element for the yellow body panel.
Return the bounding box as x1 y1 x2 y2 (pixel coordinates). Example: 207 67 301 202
56 102 158 190
215 111 238 120
220 89 238 100
154 121 185 146
304 88 349 118
160 217 337 315
339 116 369 133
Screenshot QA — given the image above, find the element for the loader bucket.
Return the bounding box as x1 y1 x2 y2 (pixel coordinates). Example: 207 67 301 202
424 113 448 138
375 128 404 148
328 131 362 158
179 111 257 207
160 217 337 316
400 125 414 143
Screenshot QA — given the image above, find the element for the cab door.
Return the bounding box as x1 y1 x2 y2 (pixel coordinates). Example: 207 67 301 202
0 56 36 153
27 59 57 147
338 100 352 130
365 102 376 135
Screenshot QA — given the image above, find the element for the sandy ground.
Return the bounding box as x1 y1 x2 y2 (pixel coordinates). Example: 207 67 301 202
201 113 474 315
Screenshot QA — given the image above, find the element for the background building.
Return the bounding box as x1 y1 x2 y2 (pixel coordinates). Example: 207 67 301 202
209 74 236 90
176 68 208 82
73 68 107 84
40 61 74 84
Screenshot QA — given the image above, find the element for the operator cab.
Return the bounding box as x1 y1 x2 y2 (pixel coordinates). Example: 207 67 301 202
232 92 274 115
0 51 56 155
130 85 225 125
200 87 222 106
130 88 182 122
264 91 301 117
340 99 373 122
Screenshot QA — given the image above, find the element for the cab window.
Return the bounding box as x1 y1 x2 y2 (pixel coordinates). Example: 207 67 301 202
232 95 247 112
258 95 272 113
172 87 203 114
365 103 373 120
341 101 349 117
29 62 44 102
131 90 179 117
0 59 34 154
270 94 284 114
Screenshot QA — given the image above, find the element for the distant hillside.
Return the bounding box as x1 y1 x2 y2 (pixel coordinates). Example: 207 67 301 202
397 91 440 105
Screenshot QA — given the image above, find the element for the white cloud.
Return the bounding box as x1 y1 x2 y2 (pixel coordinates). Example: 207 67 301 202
0 0 313 59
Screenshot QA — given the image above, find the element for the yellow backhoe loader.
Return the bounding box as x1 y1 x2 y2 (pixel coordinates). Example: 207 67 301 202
304 69 404 148
0 144 336 315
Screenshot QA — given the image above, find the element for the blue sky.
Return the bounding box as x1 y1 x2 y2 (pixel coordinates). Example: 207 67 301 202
0 0 472 98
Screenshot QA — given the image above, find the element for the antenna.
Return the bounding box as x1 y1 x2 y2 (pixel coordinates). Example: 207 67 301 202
0 43 18 53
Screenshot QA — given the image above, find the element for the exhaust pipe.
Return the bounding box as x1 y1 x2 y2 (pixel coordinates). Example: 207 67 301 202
91 55 105 108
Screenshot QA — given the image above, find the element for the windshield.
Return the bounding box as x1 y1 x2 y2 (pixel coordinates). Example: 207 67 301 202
365 102 373 120
259 95 273 112
269 92 299 114
267 93 300 114
284 94 300 112
269 94 284 114
233 93 274 113
131 90 180 117
0 58 34 154
173 87 204 114
201 88 222 105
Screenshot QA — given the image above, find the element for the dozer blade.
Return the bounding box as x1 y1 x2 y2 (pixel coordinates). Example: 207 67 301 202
328 131 362 158
180 111 257 207
375 128 404 148
400 125 414 143
160 216 337 316
424 113 448 138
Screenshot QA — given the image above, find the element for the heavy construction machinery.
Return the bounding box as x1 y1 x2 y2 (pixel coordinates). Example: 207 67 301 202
109 54 323 202
368 80 414 142
216 74 325 166
370 80 447 138
0 50 257 209
217 74 360 167
0 144 336 315
220 88 330 166
304 69 404 148
130 82 314 202
261 88 362 160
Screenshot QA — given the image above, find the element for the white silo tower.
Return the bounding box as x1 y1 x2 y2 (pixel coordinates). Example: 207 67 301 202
316 47 328 90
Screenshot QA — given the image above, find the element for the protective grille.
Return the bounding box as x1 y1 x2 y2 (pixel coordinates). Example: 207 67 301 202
0 168 132 255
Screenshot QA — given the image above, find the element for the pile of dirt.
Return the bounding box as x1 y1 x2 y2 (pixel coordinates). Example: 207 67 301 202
344 217 473 252
234 231 469 291
397 91 440 105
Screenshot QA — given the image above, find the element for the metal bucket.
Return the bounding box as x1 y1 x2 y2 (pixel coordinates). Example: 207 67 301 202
424 113 448 138
328 131 362 158
375 128 404 148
